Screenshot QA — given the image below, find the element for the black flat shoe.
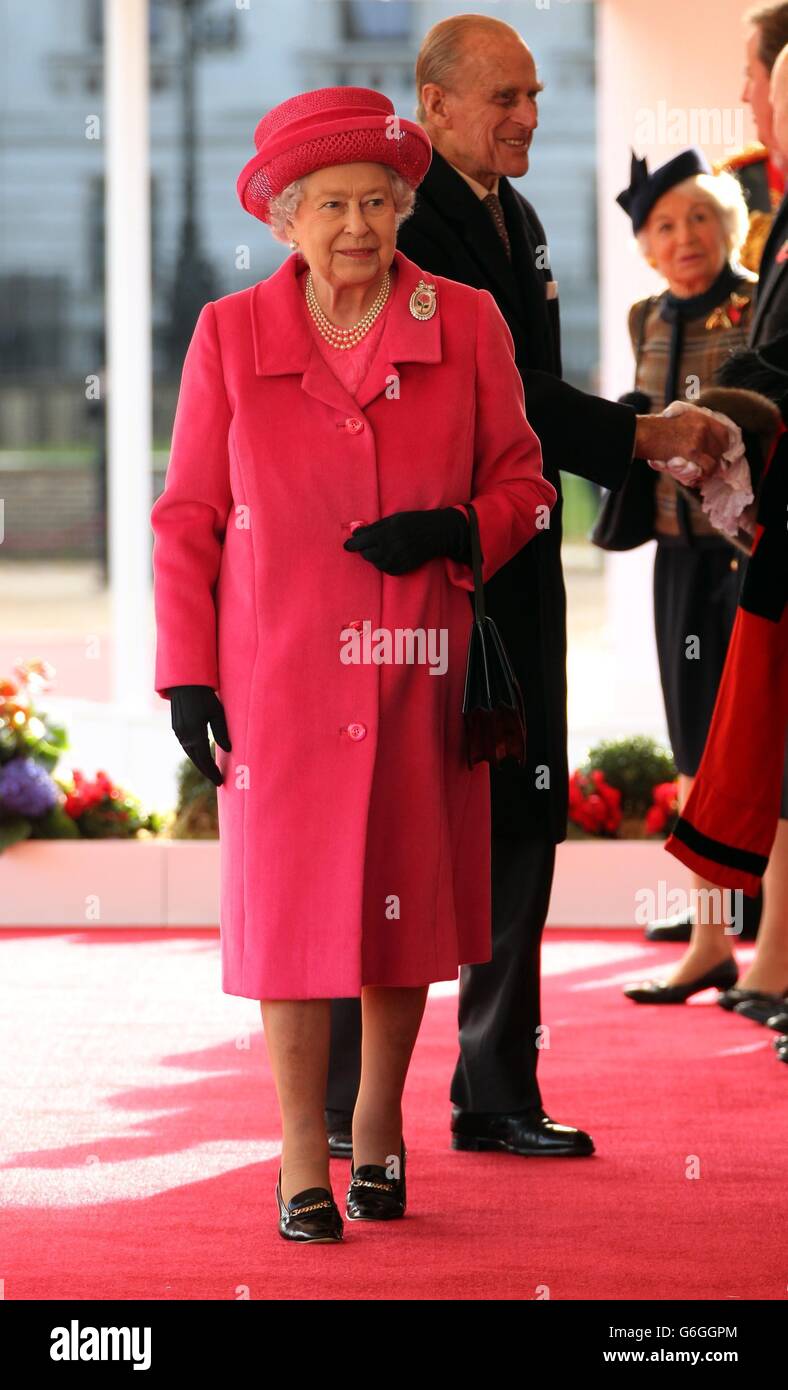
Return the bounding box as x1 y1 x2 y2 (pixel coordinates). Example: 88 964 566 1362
623 958 738 1003
644 909 693 943
718 986 763 1012
325 1109 353 1159
346 1138 406 1220
276 1171 344 1243
643 890 762 943
733 991 788 1026
450 1106 594 1157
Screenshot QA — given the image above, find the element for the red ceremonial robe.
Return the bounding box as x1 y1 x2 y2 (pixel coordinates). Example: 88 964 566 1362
666 424 788 895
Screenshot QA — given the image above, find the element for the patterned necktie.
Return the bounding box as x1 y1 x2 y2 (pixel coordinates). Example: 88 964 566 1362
483 192 512 261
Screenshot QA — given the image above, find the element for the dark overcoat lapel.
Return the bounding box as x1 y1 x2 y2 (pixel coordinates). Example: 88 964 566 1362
398 151 634 840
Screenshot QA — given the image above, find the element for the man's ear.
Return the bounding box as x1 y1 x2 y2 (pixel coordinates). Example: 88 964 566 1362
421 83 451 128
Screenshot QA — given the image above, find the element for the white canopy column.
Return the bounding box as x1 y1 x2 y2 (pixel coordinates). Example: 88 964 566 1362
104 0 152 712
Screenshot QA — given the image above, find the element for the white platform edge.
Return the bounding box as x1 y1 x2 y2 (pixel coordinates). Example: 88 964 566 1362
0 838 693 928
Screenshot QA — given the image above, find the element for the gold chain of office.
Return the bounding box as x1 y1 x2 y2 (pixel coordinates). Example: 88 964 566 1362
305 269 391 349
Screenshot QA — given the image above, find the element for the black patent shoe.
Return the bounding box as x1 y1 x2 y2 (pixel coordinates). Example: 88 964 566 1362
718 985 760 1012
774 1035 788 1063
451 1106 594 1157
346 1139 406 1220
275 1171 343 1243
623 957 738 1004
644 890 762 943
325 1109 353 1159
733 991 788 1026
644 909 693 943
766 1010 788 1033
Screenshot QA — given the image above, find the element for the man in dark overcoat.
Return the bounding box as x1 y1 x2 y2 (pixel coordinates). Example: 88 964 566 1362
325 13 730 1159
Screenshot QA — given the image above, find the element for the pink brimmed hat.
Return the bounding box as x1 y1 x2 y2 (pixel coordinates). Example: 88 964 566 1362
237 86 432 223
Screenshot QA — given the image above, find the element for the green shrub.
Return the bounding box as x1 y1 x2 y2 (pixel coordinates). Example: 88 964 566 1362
582 736 676 817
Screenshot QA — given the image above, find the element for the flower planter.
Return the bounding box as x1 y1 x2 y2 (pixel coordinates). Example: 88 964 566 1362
547 838 693 927
0 839 219 927
0 836 692 929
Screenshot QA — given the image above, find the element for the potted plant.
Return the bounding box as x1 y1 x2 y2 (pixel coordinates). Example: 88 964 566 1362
0 659 162 852
568 736 678 840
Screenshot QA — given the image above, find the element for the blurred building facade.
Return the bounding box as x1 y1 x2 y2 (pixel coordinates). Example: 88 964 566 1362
0 0 599 461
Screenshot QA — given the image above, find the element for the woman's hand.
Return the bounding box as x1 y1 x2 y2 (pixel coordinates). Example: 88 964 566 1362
167 684 231 787
343 507 470 575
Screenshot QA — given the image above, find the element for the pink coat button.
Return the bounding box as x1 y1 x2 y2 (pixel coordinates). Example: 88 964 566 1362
346 722 367 741
345 417 364 434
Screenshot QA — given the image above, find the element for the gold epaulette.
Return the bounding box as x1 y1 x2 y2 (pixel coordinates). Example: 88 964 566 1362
713 142 768 175
740 208 775 273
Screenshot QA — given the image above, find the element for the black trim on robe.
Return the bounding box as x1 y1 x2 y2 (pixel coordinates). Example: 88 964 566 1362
670 815 769 878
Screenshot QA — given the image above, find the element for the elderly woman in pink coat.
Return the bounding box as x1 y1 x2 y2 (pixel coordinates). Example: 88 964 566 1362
151 86 555 1244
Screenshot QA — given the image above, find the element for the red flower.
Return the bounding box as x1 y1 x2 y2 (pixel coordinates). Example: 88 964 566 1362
645 779 679 834
569 769 622 835
64 768 125 818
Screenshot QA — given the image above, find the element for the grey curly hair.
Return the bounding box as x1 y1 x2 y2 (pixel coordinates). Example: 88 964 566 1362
635 172 750 264
268 167 416 245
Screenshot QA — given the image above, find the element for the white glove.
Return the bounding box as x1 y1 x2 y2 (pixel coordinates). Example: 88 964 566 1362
648 401 754 537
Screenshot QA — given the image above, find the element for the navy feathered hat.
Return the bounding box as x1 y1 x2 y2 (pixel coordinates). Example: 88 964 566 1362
617 148 712 232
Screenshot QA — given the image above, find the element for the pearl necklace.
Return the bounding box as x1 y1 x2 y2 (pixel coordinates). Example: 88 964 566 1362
305 269 391 349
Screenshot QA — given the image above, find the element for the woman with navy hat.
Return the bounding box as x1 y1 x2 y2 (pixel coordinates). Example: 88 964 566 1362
150 87 555 1243
594 149 763 1003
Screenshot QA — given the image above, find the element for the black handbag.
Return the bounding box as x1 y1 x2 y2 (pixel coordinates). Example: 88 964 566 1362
461 502 527 769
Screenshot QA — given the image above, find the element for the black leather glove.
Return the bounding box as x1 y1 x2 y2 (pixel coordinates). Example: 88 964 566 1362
166 684 231 788
343 507 471 575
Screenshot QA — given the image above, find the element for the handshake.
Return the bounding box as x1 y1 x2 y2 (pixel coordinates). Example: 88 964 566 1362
630 393 734 479
630 393 755 539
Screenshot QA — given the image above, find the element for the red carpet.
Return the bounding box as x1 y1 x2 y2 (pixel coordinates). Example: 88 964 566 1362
0 927 784 1300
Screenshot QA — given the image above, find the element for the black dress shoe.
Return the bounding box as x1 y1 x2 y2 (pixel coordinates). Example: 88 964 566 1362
774 1035 788 1062
718 986 761 1012
644 890 762 943
766 1010 788 1033
450 1106 594 1157
275 1172 343 1243
645 909 693 943
730 992 788 1025
623 957 738 1003
325 1109 353 1159
346 1138 406 1220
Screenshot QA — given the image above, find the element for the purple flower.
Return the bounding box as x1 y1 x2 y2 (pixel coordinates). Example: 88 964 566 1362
0 756 58 818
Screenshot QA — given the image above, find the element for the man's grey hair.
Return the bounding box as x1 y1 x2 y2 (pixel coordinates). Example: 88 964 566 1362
268 167 416 245
415 13 524 124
